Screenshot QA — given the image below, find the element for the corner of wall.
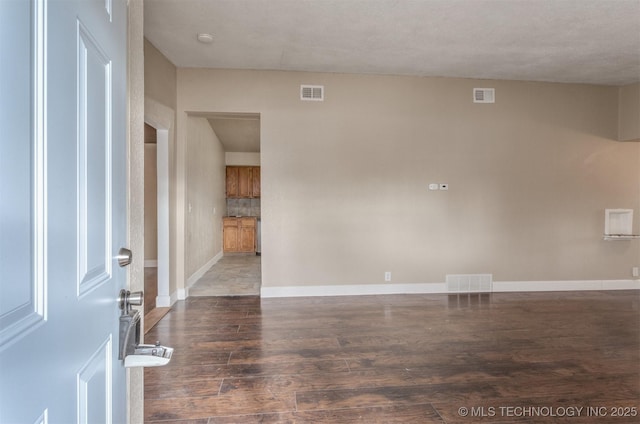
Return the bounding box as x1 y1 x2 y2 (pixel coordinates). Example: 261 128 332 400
618 83 640 142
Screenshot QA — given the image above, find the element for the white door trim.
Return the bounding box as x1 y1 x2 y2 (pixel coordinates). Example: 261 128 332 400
144 97 174 307
155 127 170 307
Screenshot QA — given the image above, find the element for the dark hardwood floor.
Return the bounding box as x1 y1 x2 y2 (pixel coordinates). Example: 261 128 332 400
144 267 158 315
144 291 640 423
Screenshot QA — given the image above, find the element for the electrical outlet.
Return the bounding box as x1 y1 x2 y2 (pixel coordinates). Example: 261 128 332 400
633 267 639 278
384 272 392 282
439 183 449 190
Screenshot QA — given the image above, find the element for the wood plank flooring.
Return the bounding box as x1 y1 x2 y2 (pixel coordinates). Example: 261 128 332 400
144 291 640 423
145 307 171 334
144 266 158 314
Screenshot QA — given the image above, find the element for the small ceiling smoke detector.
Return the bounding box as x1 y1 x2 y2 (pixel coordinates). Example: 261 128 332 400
197 33 214 44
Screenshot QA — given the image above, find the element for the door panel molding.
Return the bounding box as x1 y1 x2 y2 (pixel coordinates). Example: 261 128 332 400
76 20 113 297
105 0 113 21
0 0 47 351
33 409 48 424
77 336 113 424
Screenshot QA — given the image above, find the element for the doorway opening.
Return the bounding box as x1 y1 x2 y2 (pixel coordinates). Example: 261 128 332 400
143 122 171 330
187 112 262 297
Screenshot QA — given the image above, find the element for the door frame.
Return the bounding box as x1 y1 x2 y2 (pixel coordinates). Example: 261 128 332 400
127 1 145 422
144 112 171 307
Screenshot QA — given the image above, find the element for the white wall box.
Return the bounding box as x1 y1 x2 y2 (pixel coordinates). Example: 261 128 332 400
604 209 640 240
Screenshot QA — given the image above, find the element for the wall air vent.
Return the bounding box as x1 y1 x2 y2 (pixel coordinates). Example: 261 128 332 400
473 88 495 103
447 274 493 293
300 85 324 101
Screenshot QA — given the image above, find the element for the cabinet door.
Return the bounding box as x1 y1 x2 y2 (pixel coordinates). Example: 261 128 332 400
223 219 239 252
239 225 256 252
226 167 239 198
252 167 260 198
238 167 252 198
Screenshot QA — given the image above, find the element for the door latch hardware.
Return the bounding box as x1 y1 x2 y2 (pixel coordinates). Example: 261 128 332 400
118 289 143 313
116 247 132 267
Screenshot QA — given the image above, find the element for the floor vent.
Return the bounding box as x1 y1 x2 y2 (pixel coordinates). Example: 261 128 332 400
446 274 493 293
300 85 324 101
473 88 495 103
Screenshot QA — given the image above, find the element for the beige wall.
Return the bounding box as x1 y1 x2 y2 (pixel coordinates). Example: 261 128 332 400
143 37 181 299
177 68 640 290
144 143 157 261
186 117 226 278
144 38 176 111
226 151 261 166
618 83 640 142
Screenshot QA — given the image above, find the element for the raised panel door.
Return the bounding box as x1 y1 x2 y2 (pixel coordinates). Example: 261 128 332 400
223 219 239 252
252 167 261 198
239 224 256 252
238 167 252 198
0 0 128 422
226 166 239 197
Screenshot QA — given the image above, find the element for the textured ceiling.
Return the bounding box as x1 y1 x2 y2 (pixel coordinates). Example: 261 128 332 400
207 116 261 153
145 0 640 86
145 0 640 152
188 112 261 152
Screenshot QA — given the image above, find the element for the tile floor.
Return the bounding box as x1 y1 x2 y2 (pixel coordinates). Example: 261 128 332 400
188 254 261 296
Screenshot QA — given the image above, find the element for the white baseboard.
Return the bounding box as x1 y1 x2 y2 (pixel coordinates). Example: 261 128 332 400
175 289 185 302
261 279 640 298
144 259 158 268
155 294 172 307
159 289 183 305
157 252 225 305
494 279 640 292
261 283 446 298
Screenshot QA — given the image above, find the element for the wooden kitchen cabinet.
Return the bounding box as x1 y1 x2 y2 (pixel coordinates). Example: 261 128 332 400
223 217 256 253
239 221 256 251
238 167 252 197
226 166 260 198
251 167 260 197
223 218 239 252
226 167 239 198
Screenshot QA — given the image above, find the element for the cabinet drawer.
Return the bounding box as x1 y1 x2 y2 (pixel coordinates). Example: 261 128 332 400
240 217 256 227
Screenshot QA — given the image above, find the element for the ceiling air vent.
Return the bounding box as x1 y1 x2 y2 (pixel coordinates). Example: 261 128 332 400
300 85 324 101
473 88 495 103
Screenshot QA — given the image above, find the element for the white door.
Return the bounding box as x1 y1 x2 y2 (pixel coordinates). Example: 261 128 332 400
0 0 128 422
